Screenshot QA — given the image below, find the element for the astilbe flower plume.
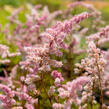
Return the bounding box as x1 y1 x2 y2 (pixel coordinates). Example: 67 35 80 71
0 44 20 64
64 1 105 31
52 76 90 109
74 25 109 109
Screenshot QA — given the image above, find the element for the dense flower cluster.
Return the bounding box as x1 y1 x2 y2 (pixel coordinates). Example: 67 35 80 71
0 2 109 109
0 44 20 64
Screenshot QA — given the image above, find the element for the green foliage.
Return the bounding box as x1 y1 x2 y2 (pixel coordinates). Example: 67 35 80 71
0 10 10 26
0 0 65 11
34 0 65 11
101 7 109 25
0 0 26 7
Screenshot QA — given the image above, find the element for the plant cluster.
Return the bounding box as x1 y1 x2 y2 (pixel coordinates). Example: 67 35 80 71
0 2 109 109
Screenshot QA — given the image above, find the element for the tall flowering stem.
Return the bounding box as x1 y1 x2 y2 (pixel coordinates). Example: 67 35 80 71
40 73 53 107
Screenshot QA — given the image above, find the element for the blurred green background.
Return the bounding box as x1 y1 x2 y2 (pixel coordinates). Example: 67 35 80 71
0 0 109 25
